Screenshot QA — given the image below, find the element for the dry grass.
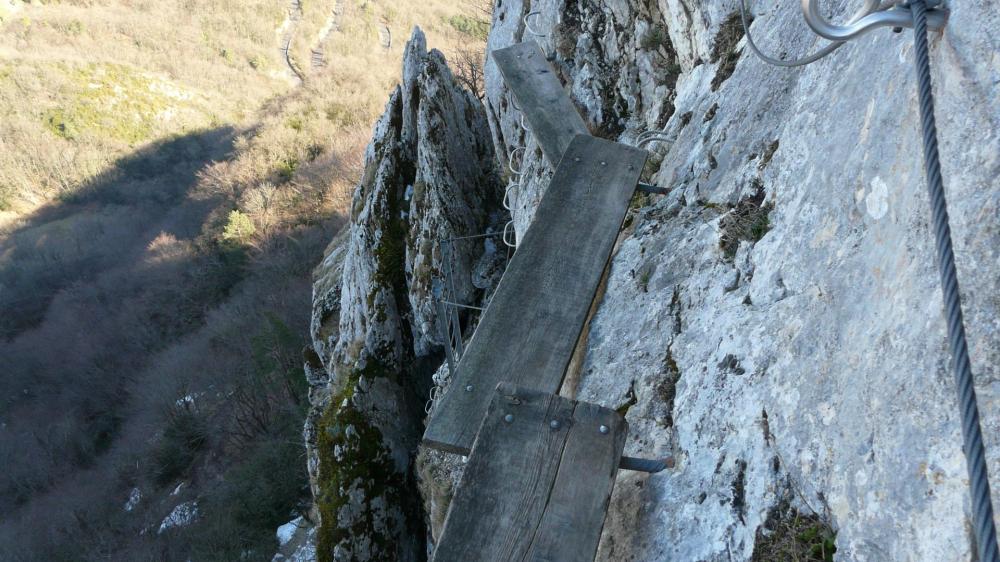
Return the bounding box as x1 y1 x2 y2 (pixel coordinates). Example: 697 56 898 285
0 0 488 227
751 499 837 562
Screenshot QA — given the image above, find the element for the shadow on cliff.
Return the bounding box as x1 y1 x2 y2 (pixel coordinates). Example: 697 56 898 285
0 127 237 339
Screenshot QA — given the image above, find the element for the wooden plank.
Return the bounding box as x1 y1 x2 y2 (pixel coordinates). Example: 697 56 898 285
432 384 627 562
523 401 627 561
423 135 647 453
492 41 590 166
432 384 575 562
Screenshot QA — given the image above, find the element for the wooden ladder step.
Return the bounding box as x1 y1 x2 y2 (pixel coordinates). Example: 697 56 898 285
422 135 647 453
492 41 590 166
432 384 627 562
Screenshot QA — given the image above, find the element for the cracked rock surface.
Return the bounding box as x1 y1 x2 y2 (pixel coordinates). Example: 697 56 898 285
310 0 999 560
306 27 502 561
442 0 999 560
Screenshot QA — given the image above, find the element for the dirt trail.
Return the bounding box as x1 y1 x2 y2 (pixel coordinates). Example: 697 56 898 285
309 0 344 70
277 0 305 83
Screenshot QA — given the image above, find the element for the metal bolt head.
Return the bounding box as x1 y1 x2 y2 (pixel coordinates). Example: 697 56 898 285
599 425 609 434
549 419 561 429
504 414 514 423
465 385 474 392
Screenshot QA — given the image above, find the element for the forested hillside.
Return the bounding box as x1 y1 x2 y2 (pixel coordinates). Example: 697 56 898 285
0 0 486 559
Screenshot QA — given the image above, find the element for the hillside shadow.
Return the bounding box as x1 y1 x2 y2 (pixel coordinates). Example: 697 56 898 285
0 127 236 339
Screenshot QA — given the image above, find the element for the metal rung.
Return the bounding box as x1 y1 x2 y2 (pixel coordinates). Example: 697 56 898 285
619 455 674 473
637 182 670 195
441 300 485 312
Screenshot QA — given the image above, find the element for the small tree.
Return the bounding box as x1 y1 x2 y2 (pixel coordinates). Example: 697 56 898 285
221 209 256 245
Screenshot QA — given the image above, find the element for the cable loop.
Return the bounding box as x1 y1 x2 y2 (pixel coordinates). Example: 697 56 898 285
508 146 526 175
502 220 517 248
636 131 678 149
523 11 548 37
503 183 518 211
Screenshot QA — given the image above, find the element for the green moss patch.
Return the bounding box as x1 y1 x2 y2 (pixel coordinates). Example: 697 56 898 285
315 360 407 562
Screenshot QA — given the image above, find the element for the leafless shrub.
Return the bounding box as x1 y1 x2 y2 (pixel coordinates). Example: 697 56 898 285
453 44 486 100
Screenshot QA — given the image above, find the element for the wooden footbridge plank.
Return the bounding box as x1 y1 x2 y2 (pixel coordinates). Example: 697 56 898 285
422 135 647 454
492 41 590 166
432 384 627 562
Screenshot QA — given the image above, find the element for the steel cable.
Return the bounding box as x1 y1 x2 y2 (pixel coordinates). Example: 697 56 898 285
739 0 846 67
911 3 999 560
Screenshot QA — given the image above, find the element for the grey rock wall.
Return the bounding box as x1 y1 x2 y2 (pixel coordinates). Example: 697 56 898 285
474 0 1000 560
310 1 999 560
306 28 502 561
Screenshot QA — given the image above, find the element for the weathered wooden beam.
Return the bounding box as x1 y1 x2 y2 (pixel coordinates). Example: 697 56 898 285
422 135 647 454
492 41 590 166
432 384 627 562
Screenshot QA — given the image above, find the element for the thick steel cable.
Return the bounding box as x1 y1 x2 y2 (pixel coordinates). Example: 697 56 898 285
911 3 1000 560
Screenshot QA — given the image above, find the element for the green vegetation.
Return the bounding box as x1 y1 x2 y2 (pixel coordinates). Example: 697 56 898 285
752 500 837 562
656 346 682 427
640 24 670 51
446 14 490 40
41 63 182 144
189 429 308 560
222 209 257 245
315 360 406 562
152 407 209 487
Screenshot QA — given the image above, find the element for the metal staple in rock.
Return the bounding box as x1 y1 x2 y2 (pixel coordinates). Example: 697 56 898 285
910 3 999 560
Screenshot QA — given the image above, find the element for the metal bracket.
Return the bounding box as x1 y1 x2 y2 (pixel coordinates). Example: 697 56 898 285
637 182 670 196
801 0 947 41
619 455 675 473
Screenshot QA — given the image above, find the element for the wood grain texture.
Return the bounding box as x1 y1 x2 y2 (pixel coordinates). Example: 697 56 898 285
422 135 647 453
492 41 589 166
432 384 627 562
523 401 627 561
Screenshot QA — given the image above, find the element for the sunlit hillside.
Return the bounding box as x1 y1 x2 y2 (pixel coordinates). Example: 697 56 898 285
0 0 487 558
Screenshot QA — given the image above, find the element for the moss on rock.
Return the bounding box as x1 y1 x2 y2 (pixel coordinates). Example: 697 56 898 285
314 360 409 562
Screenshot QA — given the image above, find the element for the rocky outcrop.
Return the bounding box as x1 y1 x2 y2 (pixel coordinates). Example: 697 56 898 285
308 1 1000 560
305 28 502 562
423 0 1000 560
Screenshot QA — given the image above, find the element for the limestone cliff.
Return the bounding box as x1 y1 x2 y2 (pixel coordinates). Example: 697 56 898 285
309 1 1000 561
475 0 1000 560
305 28 502 561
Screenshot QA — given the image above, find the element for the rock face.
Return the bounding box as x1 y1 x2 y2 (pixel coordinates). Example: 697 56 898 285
305 28 502 562
473 0 1000 560
311 2 1000 561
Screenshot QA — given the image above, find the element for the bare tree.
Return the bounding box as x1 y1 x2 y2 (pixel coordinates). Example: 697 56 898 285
453 45 486 100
